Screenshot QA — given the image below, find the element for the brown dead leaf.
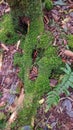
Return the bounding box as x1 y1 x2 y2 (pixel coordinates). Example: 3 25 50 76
64 50 73 57
29 66 38 80
44 15 49 24
0 101 5 107
50 79 58 87
52 13 60 22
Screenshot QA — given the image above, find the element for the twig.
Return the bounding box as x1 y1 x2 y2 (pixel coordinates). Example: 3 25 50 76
68 0 73 4
16 40 21 50
60 96 73 102
1 43 9 51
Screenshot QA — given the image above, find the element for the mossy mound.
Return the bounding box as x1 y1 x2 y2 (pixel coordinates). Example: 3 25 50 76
0 14 64 128
0 14 20 44
13 20 63 126
45 0 53 10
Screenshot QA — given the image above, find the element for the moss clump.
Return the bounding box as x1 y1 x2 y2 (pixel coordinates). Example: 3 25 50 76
0 14 20 44
45 0 53 10
67 35 73 50
13 11 63 127
0 113 6 120
14 52 24 81
15 31 63 126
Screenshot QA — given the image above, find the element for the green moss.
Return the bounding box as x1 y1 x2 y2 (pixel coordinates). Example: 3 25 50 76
0 0 63 128
37 32 53 49
16 33 63 127
0 120 6 130
45 0 53 10
67 35 73 50
0 113 6 120
13 11 63 127
0 14 20 44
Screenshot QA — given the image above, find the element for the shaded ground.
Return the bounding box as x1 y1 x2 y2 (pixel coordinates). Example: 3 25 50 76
0 43 24 129
34 90 73 130
44 0 73 64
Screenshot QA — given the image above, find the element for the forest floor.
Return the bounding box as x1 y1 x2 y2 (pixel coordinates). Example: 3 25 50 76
0 0 73 130
35 0 73 130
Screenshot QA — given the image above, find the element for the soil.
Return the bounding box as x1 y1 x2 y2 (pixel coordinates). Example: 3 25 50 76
34 90 73 130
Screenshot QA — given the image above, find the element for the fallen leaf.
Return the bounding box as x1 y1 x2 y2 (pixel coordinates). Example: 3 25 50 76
0 101 5 107
50 79 58 87
62 18 70 25
64 50 73 57
39 98 45 104
47 124 52 129
52 13 60 22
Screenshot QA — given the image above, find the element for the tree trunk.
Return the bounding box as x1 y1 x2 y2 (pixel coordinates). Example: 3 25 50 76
6 0 45 125
6 0 62 127
7 0 44 33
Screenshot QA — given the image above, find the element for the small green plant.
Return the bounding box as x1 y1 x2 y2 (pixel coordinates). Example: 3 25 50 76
0 14 19 44
47 64 73 109
45 0 53 10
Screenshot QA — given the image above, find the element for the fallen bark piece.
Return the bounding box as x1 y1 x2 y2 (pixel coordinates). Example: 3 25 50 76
64 50 73 57
1 43 9 51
